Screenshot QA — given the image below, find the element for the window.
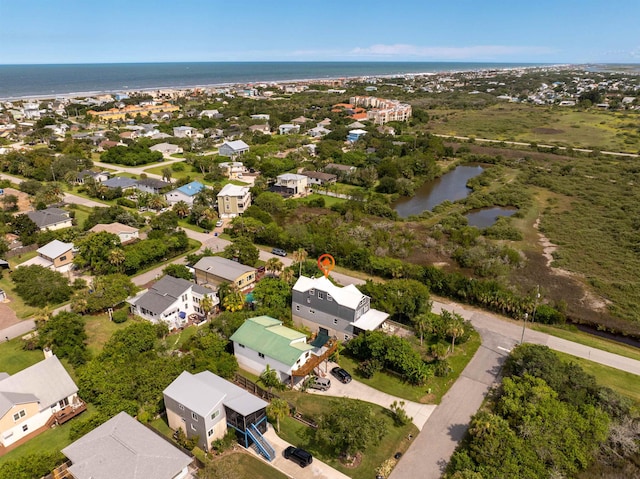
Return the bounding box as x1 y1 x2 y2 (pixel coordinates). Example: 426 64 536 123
59 255 67 261
310 309 315 314
207 428 214 437
238 343 245 348
258 352 265 359
211 410 220 420
191 412 198 421
22 425 28 432
296 305 300 311
327 295 333 302
191 423 197 431
13 410 26 421
309 289 315 296
318 292 324 300
333 318 338 325
178 404 185 411
344 335 350 341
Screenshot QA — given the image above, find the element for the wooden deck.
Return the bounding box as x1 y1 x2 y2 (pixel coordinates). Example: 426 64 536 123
290 338 338 378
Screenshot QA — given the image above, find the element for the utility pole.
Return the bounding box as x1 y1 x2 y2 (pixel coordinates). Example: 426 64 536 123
520 285 540 344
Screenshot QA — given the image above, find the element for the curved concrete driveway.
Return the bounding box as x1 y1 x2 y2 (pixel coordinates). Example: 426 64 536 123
308 361 436 431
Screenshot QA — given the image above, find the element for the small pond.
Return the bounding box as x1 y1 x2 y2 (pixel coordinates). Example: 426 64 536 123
393 165 484 218
465 207 518 228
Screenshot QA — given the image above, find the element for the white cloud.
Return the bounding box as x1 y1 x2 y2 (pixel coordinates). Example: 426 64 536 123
349 44 557 60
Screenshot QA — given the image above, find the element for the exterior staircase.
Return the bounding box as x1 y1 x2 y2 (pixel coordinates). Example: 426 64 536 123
246 423 275 462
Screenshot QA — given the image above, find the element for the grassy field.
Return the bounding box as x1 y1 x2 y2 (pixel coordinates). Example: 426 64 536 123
84 310 136 356
213 452 288 479
339 330 481 404
553 351 640 405
426 104 640 153
532 324 640 362
0 338 44 374
277 392 417 479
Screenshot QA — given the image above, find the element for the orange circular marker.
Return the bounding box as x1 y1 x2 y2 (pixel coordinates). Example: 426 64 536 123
317 254 335 278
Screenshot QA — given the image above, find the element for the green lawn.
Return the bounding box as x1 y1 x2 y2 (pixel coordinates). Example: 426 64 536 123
532 324 640 362
0 338 43 374
149 415 174 439
276 392 417 479
84 310 136 356
213 452 288 479
553 351 640 405
339 330 482 404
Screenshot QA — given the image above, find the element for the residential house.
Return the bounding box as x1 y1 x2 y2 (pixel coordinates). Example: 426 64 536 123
217 183 251 218
61 411 192 479
173 126 197 138
193 256 256 291
317 118 332 127
301 170 337 187
218 161 246 179
89 223 139 244
163 371 271 458
290 116 309 125
102 176 138 191
26 208 73 231
248 124 270 134
127 275 218 330
200 109 221 119
165 181 206 206
278 123 300 135
347 121 367 129
0 354 83 448
292 275 389 341
271 173 308 197
136 177 171 195
19 239 74 272
325 163 357 181
347 129 367 143
22 102 41 120
250 114 270 120
149 142 183 156
230 316 336 385
307 125 331 138
218 140 250 158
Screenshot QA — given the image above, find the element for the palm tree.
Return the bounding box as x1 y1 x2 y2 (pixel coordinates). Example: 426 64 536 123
172 200 190 219
198 207 216 226
280 268 295 285
200 294 216 320
148 194 167 211
265 257 283 277
413 312 436 346
161 167 173 183
108 248 126 273
445 313 465 353
259 365 283 394
266 398 290 433
292 248 308 277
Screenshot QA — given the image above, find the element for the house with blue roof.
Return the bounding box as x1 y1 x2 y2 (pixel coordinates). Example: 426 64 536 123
165 181 206 206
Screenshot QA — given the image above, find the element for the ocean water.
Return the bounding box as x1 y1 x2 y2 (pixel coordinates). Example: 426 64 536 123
0 62 541 99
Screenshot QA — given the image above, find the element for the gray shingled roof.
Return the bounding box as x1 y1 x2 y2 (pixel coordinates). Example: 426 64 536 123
0 355 78 417
63 411 192 479
193 256 255 282
102 176 138 189
136 178 170 189
26 208 70 228
131 276 209 315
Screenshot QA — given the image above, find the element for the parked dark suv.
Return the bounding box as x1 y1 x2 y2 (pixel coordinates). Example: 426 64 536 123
284 446 313 467
331 366 352 384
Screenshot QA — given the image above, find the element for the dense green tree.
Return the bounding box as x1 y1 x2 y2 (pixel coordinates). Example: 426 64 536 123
162 264 194 280
11 265 73 307
222 236 259 266
38 311 89 366
10 213 40 245
316 399 387 458
83 274 138 313
74 231 121 274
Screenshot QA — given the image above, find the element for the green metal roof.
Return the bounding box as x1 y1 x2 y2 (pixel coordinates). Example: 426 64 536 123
230 316 313 367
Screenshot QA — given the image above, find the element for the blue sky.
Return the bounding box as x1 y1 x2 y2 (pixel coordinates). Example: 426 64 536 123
1 0 638 64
